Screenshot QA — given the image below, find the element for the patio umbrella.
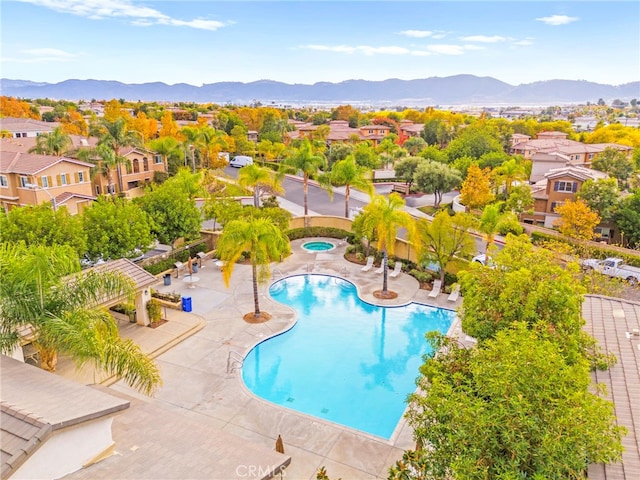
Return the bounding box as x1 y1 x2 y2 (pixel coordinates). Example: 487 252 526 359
275 434 285 454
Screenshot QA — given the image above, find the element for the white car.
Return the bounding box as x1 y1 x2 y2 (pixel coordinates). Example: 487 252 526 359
229 155 253 168
471 254 487 265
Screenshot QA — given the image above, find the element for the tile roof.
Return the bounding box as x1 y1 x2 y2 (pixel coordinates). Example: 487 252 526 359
544 165 609 182
0 355 130 479
0 152 93 175
583 296 640 479
92 258 159 291
0 118 59 133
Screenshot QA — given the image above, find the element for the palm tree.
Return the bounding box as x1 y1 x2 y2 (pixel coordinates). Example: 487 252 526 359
495 158 527 197
98 118 142 194
149 136 183 174
328 155 374 218
28 127 72 156
281 139 327 218
360 193 418 297
237 163 284 207
217 216 290 319
77 144 119 195
0 242 161 395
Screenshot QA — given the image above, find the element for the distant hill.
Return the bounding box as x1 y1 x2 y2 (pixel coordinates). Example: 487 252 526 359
1 75 638 105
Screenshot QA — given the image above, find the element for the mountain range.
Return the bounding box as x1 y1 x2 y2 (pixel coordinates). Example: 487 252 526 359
1 75 639 106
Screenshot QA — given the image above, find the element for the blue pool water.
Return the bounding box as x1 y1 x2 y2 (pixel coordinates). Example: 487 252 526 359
242 274 455 439
301 241 335 252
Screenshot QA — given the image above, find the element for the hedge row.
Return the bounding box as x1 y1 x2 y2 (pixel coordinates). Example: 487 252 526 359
286 227 353 242
530 231 640 268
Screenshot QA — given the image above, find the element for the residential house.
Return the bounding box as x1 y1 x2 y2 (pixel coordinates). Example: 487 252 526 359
287 120 391 146
92 147 165 198
0 150 95 214
399 120 424 138
0 117 57 138
522 165 609 230
510 131 632 164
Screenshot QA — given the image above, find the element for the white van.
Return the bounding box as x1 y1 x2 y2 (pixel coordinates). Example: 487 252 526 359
229 155 253 168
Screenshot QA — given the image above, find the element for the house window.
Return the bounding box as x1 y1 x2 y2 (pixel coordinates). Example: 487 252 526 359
78 171 85 183
553 181 577 193
60 173 69 186
132 159 140 173
551 201 565 212
588 153 594 160
154 154 163 164
95 185 101 195
20 176 29 187
41 176 50 187
143 157 149 171
0 175 7 187
595 227 612 239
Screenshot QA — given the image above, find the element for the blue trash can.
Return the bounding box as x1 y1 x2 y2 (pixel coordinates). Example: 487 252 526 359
163 273 171 286
181 296 192 312
192 263 198 273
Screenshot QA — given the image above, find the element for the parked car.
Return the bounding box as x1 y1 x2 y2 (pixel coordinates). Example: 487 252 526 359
229 155 253 168
581 257 640 285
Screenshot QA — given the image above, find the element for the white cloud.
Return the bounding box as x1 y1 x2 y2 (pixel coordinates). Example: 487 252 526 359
426 44 465 55
4 47 80 63
302 42 485 57
513 39 534 46
460 35 507 43
536 14 579 26
18 0 228 31
399 30 434 38
303 45 409 56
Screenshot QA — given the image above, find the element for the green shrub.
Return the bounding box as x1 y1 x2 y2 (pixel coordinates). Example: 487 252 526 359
146 298 162 323
409 269 433 284
286 227 352 241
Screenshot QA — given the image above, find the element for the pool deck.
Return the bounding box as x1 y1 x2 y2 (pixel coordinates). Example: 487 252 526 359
57 238 465 480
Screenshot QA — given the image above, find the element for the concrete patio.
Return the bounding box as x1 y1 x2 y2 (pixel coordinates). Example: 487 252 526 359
58 237 463 479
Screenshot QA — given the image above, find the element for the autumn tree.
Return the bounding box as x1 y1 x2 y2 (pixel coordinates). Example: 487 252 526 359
59 107 88 136
0 96 39 119
414 160 462 208
459 163 494 210
158 110 180 138
576 178 620 222
554 199 601 241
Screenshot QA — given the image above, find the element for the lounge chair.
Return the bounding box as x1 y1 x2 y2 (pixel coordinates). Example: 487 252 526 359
447 284 460 302
428 279 442 298
375 264 384 274
361 256 374 272
389 261 403 278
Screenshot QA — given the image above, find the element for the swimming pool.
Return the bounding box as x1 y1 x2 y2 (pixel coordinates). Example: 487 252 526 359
242 274 455 439
301 241 335 252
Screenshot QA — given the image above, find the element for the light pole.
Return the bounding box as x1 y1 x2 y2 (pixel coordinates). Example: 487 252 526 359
25 183 57 211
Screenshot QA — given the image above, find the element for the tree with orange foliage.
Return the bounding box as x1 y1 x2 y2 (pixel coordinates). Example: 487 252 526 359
459 163 494 211
128 111 158 142
0 96 39 119
59 107 88 136
158 111 180 139
554 199 601 242
103 99 130 122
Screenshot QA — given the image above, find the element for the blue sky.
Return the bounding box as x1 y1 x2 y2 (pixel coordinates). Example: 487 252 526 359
2 1 638 86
